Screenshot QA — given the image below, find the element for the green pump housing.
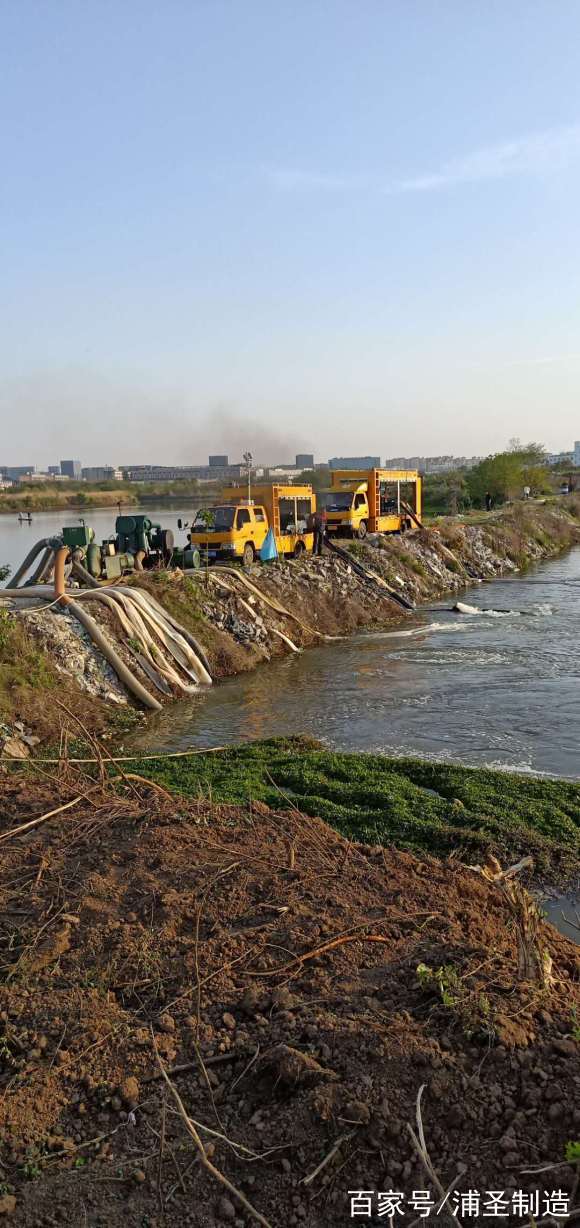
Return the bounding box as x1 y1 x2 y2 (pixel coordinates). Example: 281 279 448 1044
115 515 173 558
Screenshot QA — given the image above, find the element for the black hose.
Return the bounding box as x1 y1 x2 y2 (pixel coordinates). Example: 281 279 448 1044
324 537 415 610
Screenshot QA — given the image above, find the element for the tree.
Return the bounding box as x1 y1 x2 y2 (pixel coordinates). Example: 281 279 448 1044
467 443 548 507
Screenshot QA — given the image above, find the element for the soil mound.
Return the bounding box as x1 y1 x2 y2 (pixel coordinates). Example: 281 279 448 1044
0 775 578 1226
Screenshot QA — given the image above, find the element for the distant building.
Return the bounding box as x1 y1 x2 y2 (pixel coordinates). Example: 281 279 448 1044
209 455 228 468
48 464 61 476
384 455 482 474
81 466 123 482
546 451 574 466
295 453 314 469
328 456 381 470
0 465 35 481
60 459 82 479
574 441 580 466
121 463 250 483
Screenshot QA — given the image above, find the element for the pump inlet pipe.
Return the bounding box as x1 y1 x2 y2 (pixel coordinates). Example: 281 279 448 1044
4 539 212 710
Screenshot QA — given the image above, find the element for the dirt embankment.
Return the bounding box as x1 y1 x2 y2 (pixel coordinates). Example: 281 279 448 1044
0 770 579 1226
2 498 579 743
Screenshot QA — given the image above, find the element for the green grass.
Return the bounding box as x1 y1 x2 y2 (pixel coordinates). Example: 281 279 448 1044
130 737 580 878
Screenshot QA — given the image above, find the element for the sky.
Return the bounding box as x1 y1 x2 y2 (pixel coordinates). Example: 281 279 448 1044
2 0 580 467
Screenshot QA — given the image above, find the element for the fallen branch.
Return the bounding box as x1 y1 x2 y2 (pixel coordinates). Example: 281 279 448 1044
248 926 391 978
302 1131 355 1187
407 1085 464 1228
151 1031 274 1228
0 795 84 843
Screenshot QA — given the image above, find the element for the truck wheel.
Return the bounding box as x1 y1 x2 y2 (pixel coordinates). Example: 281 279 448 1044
242 542 255 566
357 520 368 540
294 540 305 558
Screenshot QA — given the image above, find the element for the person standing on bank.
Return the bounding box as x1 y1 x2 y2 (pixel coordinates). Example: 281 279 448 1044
308 506 327 555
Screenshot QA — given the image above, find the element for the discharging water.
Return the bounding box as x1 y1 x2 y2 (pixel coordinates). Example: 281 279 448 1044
131 547 580 781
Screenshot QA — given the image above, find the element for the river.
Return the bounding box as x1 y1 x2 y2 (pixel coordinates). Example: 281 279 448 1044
130 546 580 780
5 513 580 935
5 510 579 777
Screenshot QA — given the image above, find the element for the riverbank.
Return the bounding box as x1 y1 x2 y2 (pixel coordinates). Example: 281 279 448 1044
131 736 580 883
2 497 578 750
0 761 578 1226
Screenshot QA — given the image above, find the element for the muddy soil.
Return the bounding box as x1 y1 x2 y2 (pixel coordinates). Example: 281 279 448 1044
1 772 579 1226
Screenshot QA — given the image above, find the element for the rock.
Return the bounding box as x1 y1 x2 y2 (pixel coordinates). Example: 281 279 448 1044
261 1044 338 1088
133 1169 146 1184
119 1076 139 1106
222 1012 236 1031
158 1013 175 1034
548 1102 564 1121
342 1100 371 1125
2 736 29 759
552 1038 577 1057
0 1195 16 1215
271 986 298 1010
218 1195 236 1220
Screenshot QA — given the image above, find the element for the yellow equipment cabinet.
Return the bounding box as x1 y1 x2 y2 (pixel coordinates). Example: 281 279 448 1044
188 484 315 565
320 469 422 538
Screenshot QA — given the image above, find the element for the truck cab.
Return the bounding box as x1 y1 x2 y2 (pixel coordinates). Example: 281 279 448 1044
320 484 371 538
188 502 268 566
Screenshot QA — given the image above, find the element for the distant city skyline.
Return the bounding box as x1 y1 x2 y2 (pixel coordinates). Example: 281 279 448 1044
2 441 578 484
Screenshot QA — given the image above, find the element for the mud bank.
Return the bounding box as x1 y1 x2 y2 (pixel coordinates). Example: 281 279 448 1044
1 498 579 742
0 766 578 1227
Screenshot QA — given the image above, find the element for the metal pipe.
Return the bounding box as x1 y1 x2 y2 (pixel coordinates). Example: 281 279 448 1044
53 546 70 605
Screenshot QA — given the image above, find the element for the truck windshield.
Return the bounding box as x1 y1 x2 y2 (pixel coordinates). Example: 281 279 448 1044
192 506 235 532
320 491 354 511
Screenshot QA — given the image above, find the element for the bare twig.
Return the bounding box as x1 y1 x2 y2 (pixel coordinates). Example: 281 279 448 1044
0 796 84 844
407 1085 464 1228
157 1087 167 1210
248 926 391 978
230 1043 260 1092
151 1031 274 1228
302 1131 355 1187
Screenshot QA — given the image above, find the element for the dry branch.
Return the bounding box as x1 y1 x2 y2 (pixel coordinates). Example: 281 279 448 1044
151 1031 274 1228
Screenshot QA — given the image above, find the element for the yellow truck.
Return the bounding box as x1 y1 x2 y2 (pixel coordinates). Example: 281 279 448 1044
187 483 315 565
320 469 422 538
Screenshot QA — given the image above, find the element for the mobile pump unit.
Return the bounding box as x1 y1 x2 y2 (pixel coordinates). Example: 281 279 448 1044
320 469 422 539
61 514 182 579
187 484 316 565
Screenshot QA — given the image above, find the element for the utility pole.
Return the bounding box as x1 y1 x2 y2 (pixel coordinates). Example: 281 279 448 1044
243 451 253 504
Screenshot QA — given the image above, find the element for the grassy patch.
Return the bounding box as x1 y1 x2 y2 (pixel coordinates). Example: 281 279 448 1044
0 612 55 721
130 737 580 878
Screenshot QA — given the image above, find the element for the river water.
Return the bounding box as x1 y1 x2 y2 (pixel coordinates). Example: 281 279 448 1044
129 547 580 781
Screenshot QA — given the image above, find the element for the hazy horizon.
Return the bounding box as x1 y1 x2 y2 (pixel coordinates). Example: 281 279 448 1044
2 2 580 467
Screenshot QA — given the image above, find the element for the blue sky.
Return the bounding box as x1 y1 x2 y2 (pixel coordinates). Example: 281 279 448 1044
2 1 580 465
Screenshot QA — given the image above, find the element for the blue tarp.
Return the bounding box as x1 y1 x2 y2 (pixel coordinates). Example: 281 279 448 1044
260 528 278 562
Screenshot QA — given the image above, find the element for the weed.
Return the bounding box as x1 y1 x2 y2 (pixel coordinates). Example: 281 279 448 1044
565 1141 580 1163
129 738 580 876
571 1009 580 1042
416 962 494 1039
21 1162 41 1181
